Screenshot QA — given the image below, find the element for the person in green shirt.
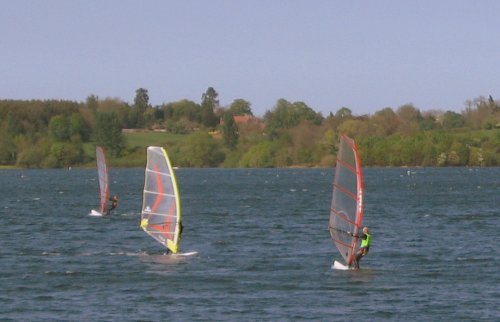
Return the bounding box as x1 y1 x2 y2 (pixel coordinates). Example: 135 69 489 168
349 226 371 269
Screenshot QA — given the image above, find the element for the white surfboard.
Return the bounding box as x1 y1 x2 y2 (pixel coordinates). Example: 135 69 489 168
173 251 198 257
89 209 104 217
332 260 351 270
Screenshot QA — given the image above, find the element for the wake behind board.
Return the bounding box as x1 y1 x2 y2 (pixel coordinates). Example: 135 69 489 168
172 251 198 257
332 260 352 270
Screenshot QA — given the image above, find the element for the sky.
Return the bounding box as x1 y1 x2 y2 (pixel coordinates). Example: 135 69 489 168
1 0 499 117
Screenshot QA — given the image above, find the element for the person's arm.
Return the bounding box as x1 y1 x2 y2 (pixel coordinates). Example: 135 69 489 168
347 231 365 239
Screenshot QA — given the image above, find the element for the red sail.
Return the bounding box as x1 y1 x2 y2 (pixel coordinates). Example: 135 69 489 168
96 146 109 214
328 134 364 266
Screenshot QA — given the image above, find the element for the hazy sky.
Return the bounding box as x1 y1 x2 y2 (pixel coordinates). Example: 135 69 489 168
2 0 499 116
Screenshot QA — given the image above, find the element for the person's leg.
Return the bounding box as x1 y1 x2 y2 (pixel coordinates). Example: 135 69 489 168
355 251 363 268
354 248 365 268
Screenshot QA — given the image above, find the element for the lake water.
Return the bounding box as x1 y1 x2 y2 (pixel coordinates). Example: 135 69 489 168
1 167 499 321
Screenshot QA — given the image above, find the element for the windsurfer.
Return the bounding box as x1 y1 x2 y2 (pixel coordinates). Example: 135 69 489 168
106 195 118 215
165 221 183 255
349 227 371 269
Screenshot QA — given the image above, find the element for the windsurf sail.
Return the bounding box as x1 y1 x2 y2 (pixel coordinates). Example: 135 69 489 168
140 146 182 253
95 146 109 214
328 134 364 267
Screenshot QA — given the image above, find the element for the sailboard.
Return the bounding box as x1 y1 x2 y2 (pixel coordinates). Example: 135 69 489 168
90 146 109 217
328 134 364 269
140 146 185 254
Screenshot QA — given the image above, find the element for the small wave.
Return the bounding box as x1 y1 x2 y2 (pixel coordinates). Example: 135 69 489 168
120 212 139 217
34 295 54 301
44 270 78 276
104 251 150 257
456 256 492 262
126 252 148 257
77 251 148 257
446 213 482 222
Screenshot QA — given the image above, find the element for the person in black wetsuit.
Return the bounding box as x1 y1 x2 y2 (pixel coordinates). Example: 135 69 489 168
106 195 118 215
164 221 183 255
179 220 184 239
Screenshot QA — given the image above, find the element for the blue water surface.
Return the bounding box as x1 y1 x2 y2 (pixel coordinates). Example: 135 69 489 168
0 167 498 321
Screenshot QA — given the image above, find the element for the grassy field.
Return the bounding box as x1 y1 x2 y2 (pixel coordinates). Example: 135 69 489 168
0 165 18 169
82 131 189 167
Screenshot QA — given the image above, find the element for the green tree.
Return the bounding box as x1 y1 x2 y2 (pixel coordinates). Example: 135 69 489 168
94 112 126 157
335 107 352 119
448 141 469 166
370 107 399 136
397 104 422 134
200 87 219 127
134 88 149 112
49 115 70 142
69 113 91 141
338 119 369 138
0 126 16 164
320 129 338 155
222 112 238 149
86 94 99 112
419 113 437 131
143 108 156 130
163 99 201 124
264 99 322 136
49 142 84 167
5 111 23 137
239 141 275 167
228 99 253 116
16 145 45 168
133 88 150 128
442 111 464 129
287 121 325 165
182 131 224 167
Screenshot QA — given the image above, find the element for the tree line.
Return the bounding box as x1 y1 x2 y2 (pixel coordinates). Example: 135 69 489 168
0 87 499 168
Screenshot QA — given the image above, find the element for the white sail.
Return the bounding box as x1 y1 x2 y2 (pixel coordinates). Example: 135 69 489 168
96 146 109 214
329 134 364 266
140 146 182 253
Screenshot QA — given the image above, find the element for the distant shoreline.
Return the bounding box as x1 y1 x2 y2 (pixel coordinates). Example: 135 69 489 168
2 165 499 170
